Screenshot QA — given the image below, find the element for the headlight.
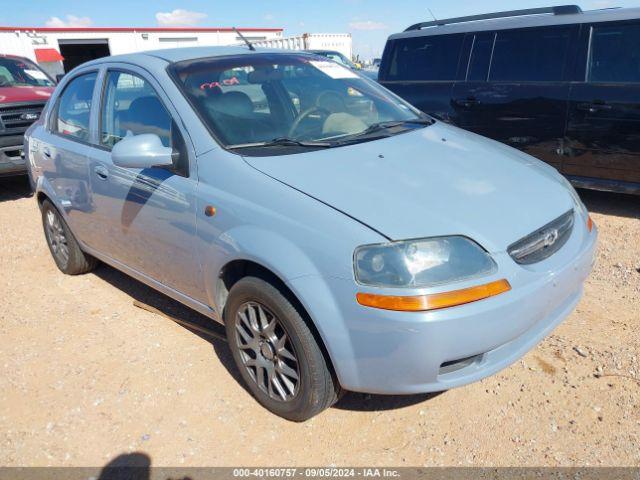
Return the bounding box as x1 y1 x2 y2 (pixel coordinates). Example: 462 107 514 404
354 236 497 288
561 176 587 216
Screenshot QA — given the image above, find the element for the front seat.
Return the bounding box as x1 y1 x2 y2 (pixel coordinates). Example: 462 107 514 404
120 96 171 146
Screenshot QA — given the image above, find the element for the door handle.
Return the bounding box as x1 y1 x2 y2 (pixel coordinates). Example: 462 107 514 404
43 147 51 158
577 101 612 113
453 97 479 108
94 165 109 180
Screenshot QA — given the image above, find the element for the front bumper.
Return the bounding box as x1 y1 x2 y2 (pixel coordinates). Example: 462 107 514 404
290 216 597 394
0 135 27 176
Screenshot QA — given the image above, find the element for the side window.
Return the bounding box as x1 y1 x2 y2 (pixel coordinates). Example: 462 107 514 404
588 22 640 83
489 27 572 82
54 72 97 141
387 34 464 81
100 71 172 149
466 33 495 82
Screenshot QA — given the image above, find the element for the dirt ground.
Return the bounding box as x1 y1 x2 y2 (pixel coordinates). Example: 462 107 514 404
0 175 638 467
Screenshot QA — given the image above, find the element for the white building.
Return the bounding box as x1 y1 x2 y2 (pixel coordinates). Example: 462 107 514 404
252 33 353 60
0 26 284 77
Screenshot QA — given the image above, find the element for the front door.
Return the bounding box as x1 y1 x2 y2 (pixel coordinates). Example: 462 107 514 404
451 25 578 169
88 67 204 301
565 20 640 186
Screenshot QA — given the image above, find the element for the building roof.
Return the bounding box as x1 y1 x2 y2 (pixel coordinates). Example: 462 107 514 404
0 26 282 33
76 45 308 67
390 7 640 40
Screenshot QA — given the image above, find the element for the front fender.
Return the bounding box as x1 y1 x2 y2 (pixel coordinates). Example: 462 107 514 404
201 224 359 388
202 224 324 310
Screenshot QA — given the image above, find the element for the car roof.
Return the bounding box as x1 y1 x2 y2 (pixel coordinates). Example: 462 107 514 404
389 7 640 40
0 54 30 61
82 45 313 67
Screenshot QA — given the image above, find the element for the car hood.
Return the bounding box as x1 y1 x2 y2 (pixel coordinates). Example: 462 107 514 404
243 122 574 252
0 86 53 104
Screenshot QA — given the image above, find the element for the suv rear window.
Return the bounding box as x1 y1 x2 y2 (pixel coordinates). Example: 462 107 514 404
489 26 572 82
385 34 464 81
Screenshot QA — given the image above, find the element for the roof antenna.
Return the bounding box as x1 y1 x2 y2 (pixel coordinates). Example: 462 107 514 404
427 8 438 21
233 27 256 51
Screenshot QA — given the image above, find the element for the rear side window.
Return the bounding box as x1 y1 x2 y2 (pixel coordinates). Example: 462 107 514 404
386 34 464 81
489 27 572 82
54 72 97 141
588 22 640 83
100 71 172 149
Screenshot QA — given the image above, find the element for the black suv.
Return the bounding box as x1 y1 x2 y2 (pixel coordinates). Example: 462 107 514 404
379 5 640 194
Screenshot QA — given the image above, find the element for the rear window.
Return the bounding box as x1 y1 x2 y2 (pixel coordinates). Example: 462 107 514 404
385 34 464 81
588 22 640 83
0 57 54 87
489 27 572 82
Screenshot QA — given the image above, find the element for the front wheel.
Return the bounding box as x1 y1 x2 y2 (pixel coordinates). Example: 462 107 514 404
224 276 340 421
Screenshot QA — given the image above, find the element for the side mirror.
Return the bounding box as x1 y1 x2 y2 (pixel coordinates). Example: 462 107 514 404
55 74 65 83
111 134 174 169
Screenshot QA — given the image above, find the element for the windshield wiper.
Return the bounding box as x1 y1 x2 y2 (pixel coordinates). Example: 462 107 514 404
361 118 434 135
334 118 435 144
228 137 332 149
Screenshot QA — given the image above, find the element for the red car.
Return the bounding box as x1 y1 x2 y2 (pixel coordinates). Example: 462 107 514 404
0 55 55 176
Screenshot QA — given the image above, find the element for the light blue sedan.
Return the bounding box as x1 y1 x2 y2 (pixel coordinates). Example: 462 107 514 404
25 46 597 421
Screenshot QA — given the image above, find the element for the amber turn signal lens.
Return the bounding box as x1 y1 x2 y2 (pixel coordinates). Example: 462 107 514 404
204 205 217 217
356 279 511 312
587 215 594 232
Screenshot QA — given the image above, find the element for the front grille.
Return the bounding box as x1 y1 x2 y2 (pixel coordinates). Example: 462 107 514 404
0 103 45 131
508 210 574 265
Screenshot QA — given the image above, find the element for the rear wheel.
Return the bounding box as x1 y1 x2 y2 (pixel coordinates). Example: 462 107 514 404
41 200 97 275
225 276 339 421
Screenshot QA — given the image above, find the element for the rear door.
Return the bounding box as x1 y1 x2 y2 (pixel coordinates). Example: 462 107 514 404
379 33 465 122
451 25 578 169
565 20 640 186
449 31 495 137
38 70 99 242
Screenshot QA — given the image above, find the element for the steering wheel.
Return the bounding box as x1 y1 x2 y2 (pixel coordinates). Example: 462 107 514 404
287 106 331 138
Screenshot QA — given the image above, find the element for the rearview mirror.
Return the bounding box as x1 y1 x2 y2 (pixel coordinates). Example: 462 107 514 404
111 134 174 169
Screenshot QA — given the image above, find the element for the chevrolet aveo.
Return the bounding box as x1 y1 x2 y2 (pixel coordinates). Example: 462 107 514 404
25 47 597 421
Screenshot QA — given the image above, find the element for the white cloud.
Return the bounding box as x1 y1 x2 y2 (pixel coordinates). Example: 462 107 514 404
155 9 207 27
264 13 275 21
348 20 388 31
45 14 93 28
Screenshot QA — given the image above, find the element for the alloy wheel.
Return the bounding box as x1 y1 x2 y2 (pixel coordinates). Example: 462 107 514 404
45 209 69 266
234 301 300 401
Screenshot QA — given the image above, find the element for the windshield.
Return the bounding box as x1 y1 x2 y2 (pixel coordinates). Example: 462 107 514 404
0 57 54 87
171 53 428 153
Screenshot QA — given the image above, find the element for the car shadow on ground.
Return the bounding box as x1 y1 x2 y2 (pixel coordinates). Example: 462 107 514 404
578 188 639 219
93 263 440 415
0 175 32 202
97 452 151 480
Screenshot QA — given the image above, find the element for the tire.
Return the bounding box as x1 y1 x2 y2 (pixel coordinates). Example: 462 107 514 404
41 199 98 275
224 276 340 421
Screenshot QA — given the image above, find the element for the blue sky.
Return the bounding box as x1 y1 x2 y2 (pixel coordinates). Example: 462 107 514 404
1 0 638 59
